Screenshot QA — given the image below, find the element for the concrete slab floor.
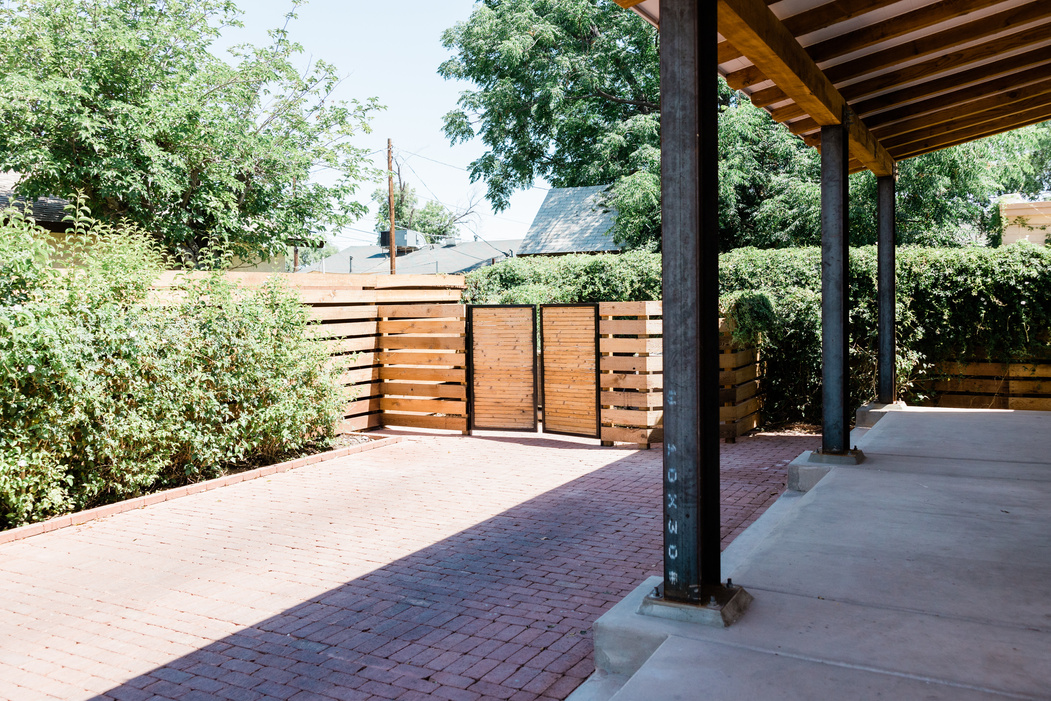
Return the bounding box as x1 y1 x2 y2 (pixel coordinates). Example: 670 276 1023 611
585 408 1051 701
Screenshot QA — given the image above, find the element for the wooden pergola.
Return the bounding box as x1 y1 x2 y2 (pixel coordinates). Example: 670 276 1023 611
615 0 1051 605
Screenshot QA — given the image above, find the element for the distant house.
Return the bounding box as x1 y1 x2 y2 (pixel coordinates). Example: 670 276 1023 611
0 172 69 232
300 234 522 275
1000 197 1051 246
517 185 619 256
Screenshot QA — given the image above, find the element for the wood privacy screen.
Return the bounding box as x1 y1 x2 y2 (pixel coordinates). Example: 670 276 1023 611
598 301 761 447
468 306 537 431
540 305 600 438
151 272 468 433
921 361 1051 411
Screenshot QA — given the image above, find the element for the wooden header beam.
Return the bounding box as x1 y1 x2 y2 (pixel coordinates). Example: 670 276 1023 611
718 0 894 176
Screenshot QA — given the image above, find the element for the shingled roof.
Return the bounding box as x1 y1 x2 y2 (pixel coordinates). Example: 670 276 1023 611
0 172 69 228
300 238 523 275
518 185 620 256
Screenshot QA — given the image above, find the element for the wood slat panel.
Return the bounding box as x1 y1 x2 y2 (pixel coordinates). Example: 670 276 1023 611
379 382 467 399
601 337 663 353
601 426 664 445
598 301 663 316
601 390 664 408
600 373 664 390
376 351 467 367
380 397 467 415
471 307 536 430
542 306 598 437
377 336 466 351
377 319 464 335
381 414 469 431
377 303 465 319
337 414 383 433
380 367 467 383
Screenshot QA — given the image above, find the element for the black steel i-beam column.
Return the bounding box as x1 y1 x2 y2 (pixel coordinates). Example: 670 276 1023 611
877 174 897 405
821 123 851 454
660 0 720 601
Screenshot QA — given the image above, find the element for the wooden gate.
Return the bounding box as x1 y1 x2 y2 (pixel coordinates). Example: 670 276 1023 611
540 304 601 438
467 305 537 431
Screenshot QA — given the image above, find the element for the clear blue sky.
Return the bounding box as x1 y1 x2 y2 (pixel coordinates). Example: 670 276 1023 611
218 0 549 248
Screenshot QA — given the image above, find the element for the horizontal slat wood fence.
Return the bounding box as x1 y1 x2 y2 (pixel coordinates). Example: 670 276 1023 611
155 273 762 444
155 272 467 433
919 361 1051 411
598 301 761 447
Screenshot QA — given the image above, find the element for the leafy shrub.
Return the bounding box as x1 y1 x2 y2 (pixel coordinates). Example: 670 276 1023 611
0 205 345 529
463 251 662 304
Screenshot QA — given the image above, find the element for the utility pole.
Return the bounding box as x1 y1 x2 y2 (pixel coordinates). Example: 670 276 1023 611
388 138 396 276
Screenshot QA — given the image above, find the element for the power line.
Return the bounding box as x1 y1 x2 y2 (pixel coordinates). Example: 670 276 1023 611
396 147 550 191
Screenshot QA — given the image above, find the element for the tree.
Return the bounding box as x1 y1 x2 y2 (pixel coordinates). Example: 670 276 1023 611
371 160 475 243
0 0 381 266
439 0 659 212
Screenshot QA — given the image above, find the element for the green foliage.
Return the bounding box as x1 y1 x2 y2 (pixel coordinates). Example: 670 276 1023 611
0 207 345 529
0 0 381 266
462 251 661 305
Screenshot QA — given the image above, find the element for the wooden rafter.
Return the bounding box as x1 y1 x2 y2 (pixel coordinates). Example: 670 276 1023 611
888 101 1051 160
823 1 1051 84
753 24 1051 113
864 67 1051 131
805 0 1004 65
871 77 1051 140
882 91 1051 152
717 0 899 65
773 42 1051 126
718 0 893 175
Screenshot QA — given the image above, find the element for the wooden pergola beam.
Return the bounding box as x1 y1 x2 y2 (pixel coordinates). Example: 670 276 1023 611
718 0 894 176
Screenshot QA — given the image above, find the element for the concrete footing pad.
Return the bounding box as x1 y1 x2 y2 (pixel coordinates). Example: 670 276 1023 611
855 399 907 428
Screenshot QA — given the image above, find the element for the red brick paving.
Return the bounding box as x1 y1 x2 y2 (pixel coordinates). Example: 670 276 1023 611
0 430 818 701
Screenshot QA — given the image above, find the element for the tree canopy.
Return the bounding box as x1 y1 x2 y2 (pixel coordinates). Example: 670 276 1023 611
440 0 1051 251
0 0 381 266
439 0 659 212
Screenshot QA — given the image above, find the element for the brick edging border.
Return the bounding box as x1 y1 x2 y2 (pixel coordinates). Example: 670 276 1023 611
0 435 405 546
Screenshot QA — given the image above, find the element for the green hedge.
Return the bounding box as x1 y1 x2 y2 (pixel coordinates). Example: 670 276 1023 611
0 208 347 529
465 245 1051 424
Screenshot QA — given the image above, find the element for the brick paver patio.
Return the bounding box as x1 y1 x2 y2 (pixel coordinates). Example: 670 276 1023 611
0 430 818 701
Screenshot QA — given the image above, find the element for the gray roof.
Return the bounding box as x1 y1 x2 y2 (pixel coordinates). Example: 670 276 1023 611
518 185 619 255
300 239 523 275
0 172 68 225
